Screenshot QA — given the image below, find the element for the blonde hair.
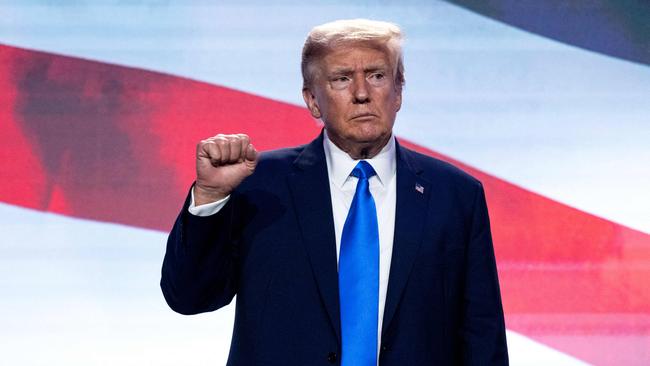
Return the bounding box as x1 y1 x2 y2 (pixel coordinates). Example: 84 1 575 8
301 18 405 89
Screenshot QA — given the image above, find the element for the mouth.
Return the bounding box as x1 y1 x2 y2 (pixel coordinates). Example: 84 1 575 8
351 113 377 121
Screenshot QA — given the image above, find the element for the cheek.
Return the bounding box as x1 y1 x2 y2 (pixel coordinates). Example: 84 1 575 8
324 96 349 117
389 92 402 113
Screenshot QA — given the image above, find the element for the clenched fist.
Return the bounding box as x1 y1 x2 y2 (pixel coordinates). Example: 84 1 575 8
194 133 258 205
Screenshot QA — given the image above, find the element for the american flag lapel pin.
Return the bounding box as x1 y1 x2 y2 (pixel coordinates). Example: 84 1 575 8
415 183 424 194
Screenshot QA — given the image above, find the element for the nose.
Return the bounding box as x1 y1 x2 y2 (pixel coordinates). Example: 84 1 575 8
352 74 370 104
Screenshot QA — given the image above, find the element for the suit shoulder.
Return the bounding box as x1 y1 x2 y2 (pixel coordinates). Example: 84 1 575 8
239 144 310 189
254 145 304 172
401 146 482 190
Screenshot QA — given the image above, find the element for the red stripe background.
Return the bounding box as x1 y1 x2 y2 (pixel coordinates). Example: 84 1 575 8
1 45 648 365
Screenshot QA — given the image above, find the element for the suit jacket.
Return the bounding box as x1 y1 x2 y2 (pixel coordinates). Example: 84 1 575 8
161 132 508 365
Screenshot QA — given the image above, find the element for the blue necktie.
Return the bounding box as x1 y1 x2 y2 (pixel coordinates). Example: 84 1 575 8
339 160 379 366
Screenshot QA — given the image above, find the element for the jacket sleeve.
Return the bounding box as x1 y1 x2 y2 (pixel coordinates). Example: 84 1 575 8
461 182 509 365
160 186 240 315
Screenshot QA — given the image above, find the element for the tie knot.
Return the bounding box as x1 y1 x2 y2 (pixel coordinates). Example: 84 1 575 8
351 160 377 180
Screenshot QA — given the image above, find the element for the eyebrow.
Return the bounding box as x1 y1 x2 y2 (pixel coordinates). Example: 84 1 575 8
329 64 389 75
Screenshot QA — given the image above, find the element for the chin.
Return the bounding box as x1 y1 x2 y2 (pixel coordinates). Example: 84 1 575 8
352 128 389 144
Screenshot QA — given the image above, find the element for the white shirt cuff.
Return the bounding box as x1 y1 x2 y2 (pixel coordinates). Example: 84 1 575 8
188 187 230 217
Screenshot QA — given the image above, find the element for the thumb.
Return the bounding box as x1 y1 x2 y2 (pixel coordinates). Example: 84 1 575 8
245 144 258 163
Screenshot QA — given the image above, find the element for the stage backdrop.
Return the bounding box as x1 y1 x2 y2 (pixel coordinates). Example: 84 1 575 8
1 1 649 365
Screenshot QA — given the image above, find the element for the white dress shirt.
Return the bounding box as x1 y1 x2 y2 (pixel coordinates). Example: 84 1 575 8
188 131 397 358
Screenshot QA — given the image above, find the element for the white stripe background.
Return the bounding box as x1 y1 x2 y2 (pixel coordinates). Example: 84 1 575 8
2 1 649 364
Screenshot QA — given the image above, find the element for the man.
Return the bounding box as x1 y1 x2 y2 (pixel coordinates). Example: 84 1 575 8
161 19 508 365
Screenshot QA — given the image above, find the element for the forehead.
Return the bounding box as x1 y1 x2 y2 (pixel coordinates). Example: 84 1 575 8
319 43 392 71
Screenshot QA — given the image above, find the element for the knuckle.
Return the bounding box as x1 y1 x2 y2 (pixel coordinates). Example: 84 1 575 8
197 140 212 154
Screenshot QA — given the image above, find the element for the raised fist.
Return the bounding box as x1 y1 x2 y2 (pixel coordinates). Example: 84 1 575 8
194 133 258 205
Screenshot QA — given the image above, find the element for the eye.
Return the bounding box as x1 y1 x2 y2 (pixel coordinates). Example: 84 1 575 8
367 72 388 86
330 76 351 90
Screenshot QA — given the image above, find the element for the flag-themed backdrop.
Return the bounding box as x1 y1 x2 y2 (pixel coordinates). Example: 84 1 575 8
1 1 649 365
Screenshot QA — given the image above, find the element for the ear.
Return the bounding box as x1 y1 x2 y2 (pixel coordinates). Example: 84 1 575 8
302 87 322 119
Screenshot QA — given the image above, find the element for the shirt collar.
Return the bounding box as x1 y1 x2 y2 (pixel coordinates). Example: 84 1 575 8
323 129 396 189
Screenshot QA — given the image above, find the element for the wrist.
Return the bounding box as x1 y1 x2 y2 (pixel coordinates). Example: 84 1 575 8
193 184 229 205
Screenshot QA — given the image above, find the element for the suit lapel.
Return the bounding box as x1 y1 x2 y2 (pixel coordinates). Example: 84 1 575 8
381 141 431 337
285 136 432 342
286 132 341 342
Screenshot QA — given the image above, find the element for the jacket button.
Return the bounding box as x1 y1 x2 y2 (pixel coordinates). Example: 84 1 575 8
327 352 338 363
381 344 389 352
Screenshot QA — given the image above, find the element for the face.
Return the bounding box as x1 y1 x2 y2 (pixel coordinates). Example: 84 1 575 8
302 44 402 158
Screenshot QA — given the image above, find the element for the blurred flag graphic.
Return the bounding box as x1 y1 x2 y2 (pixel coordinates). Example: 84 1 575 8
1 1 649 365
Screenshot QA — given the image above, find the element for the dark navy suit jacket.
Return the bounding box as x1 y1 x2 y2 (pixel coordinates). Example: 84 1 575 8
161 132 508 365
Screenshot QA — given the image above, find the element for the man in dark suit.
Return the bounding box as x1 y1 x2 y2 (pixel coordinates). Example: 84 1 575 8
161 19 508 365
